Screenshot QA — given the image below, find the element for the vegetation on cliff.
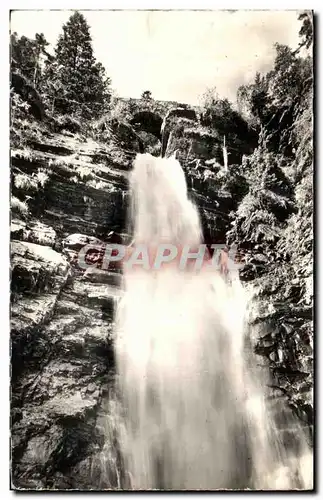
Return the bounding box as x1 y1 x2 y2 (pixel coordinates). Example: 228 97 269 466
227 13 313 427
11 11 111 129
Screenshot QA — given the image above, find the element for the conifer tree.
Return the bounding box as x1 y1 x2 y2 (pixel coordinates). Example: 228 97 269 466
53 11 110 118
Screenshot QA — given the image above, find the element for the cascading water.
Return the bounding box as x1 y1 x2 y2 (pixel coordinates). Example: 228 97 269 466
112 153 313 490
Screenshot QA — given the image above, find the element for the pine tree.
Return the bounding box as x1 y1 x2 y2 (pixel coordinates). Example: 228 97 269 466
53 11 110 118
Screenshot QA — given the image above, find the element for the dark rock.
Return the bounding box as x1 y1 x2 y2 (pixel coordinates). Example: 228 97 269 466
29 141 73 156
130 111 163 141
161 107 198 157
11 72 45 121
11 267 120 488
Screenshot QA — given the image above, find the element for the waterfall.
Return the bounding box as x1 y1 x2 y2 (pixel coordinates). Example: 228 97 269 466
112 153 313 490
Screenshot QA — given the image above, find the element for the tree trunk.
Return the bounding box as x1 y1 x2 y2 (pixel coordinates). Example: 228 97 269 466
223 135 228 171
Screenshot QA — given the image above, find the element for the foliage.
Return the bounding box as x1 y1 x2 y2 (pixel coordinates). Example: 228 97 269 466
11 32 50 89
236 72 269 128
43 11 111 118
236 39 312 157
201 88 249 137
228 13 313 418
298 11 314 51
227 143 295 251
135 130 161 156
141 90 153 100
11 196 30 216
200 87 258 163
278 85 313 266
232 15 313 257
107 100 133 122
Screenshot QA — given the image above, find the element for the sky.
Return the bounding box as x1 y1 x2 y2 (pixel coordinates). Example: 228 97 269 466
10 10 303 105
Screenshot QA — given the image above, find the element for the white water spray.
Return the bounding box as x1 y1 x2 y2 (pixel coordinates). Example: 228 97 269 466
113 153 313 490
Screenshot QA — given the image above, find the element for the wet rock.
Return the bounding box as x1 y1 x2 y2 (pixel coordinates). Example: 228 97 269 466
63 233 103 250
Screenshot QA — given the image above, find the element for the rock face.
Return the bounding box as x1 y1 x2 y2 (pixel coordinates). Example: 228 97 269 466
11 258 122 489
11 112 312 489
164 123 249 246
12 122 245 489
115 96 200 120
99 118 145 153
11 128 130 489
161 108 198 157
166 124 223 164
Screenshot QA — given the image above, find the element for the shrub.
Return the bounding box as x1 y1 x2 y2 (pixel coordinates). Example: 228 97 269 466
14 173 38 192
11 196 29 216
52 114 82 134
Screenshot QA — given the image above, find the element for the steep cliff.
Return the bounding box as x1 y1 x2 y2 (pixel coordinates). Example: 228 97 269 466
10 106 312 489
11 127 131 489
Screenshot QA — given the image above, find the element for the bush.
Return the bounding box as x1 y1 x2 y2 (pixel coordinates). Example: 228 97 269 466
14 173 38 192
11 196 29 217
52 114 82 134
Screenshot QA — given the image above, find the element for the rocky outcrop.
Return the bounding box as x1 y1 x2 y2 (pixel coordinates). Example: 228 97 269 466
11 127 130 489
11 259 123 489
161 108 198 157
11 104 312 488
162 124 249 245
13 120 246 489
96 118 144 154
11 131 132 239
166 124 223 164
115 96 199 121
